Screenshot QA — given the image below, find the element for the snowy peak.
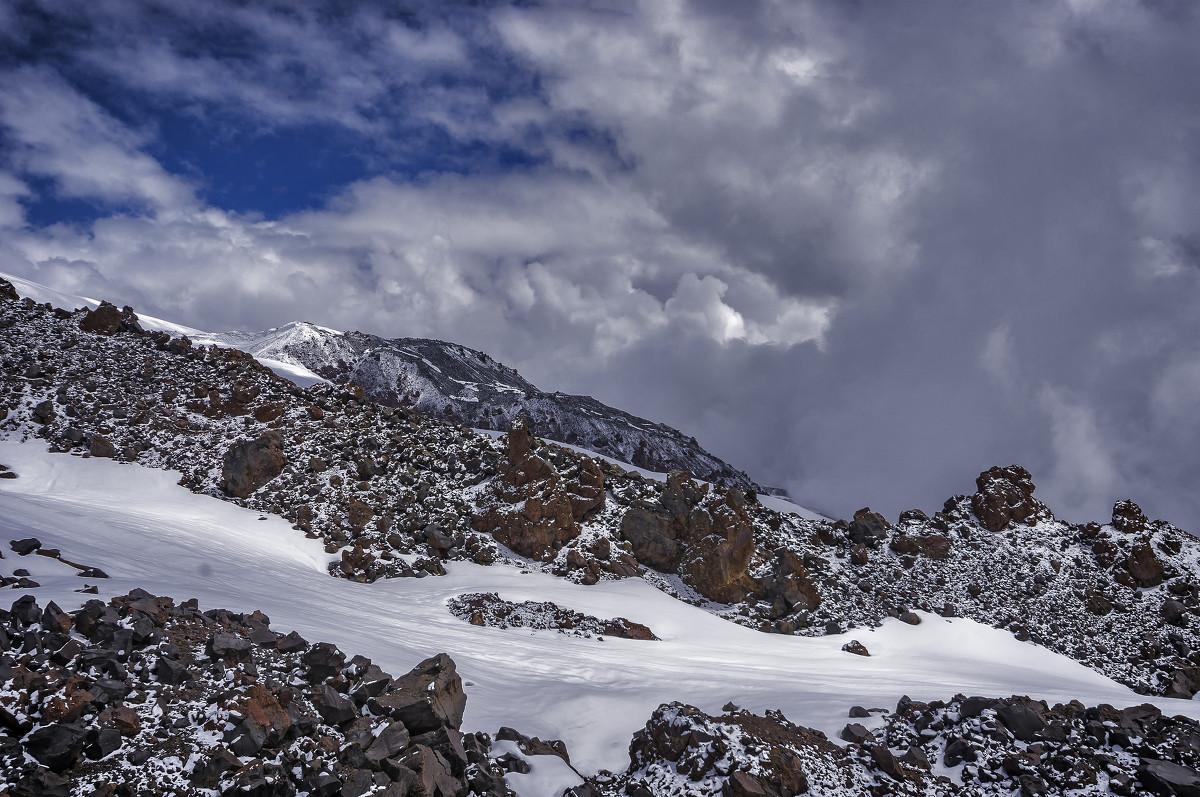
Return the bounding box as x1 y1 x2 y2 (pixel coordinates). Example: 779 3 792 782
204 322 759 489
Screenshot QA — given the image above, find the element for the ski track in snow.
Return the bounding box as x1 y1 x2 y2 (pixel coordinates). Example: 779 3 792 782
2 440 1199 793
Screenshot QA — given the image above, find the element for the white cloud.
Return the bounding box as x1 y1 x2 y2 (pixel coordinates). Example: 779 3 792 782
0 67 196 213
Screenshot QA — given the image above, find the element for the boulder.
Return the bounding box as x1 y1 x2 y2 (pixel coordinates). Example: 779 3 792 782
840 723 876 745
847 508 890 547
370 653 465 734
995 700 1047 742
312 683 356 726
1126 543 1167 588
24 722 87 771
88 434 117 458
220 431 287 498
79 302 142 335
1138 758 1200 797
1112 499 1148 534
842 640 870 656
970 466 1051 532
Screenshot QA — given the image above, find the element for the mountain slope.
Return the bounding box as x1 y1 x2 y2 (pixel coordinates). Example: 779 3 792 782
197 322 759 489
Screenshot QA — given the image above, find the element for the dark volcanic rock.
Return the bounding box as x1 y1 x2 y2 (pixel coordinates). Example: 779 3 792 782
221 430 287 498
370 653 466 734
971 465 1052 531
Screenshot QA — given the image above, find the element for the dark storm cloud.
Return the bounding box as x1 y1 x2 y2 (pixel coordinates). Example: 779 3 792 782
1 0 1199 531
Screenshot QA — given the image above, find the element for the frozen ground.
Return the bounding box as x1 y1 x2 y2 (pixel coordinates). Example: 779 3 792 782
3 440 1196 796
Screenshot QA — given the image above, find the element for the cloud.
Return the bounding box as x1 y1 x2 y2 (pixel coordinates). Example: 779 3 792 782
0 66 195 213
2 0 1200 534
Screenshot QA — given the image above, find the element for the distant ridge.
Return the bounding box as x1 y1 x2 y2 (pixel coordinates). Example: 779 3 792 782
202 321 760 489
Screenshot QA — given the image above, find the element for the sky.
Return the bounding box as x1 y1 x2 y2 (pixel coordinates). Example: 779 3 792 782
2 0 1199 531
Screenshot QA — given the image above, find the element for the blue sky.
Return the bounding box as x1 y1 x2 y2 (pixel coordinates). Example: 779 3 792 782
2 0 1200 532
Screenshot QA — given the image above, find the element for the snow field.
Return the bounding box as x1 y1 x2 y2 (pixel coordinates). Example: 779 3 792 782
2 439 1197 794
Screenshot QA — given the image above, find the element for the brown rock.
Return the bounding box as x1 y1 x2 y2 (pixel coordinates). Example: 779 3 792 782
348 499 375 529
88 434 117 458
79 302 125 334
620 507 681 571
1111 499 1148 534
1125 543 1166 588
220 431 287 498
370 653 466 734
971 465 1051 532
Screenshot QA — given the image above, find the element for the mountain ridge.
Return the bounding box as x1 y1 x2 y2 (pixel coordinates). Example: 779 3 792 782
193 320 761 490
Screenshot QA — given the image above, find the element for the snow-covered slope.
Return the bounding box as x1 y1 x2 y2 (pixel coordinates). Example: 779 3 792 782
4 439 1189 782
196 321 759 489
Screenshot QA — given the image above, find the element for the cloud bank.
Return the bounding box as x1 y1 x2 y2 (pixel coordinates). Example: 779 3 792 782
2 0 1199 531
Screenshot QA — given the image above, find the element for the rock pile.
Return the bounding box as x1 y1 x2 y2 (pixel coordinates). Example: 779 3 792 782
447 593 657 641
0 591 516 796
589 696 1200 797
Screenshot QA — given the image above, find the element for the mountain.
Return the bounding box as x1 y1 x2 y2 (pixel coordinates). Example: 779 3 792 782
194 321 759 490
3 277 1200 796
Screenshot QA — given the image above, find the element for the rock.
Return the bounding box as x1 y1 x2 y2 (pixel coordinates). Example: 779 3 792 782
842 640 870 656
42 601 73 634
348 498 375 530
12 593 42 625
32 399 56 425
302 641 345 681
970 465 1050 532
79 302 128 335
849 706 871 717
943 736 976 766
24 722 88 771
868 743 909 781
840 723 876 745
995 700 1047 742
365 720 411 765
1139 758 1200 797
1163 598 1188 627
220 430 287 498
399 743 464 797
210 631 252 661
619 507 680 571
889 532 952 560
1111 499 1148 534
312 683 356 725
85 726 123 760
370 653 466 734
724 771 774 796
847 508 891 547
1126 543 1167 588
88 435 117 458
241 684 292 747
898 611 921 626
0 277 17 301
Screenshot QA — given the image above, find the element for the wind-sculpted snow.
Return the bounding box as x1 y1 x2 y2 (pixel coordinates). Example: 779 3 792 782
197 321 758 489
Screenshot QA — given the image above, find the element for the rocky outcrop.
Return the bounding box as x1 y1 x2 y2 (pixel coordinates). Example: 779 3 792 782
220 430 287 498
619 471 756 603
472 417 604 560
1112 499 1149 534
971 465 1053 531
79 301 142 335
